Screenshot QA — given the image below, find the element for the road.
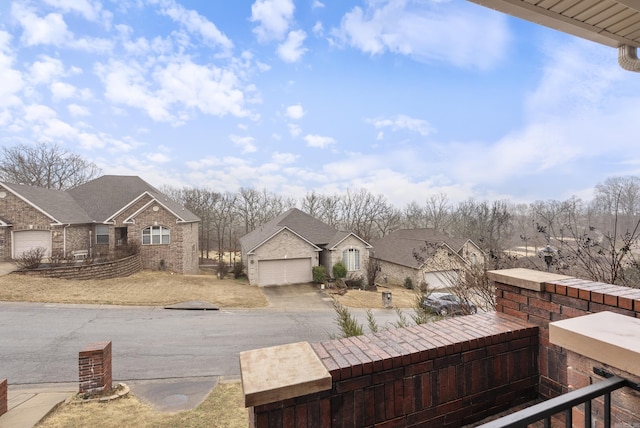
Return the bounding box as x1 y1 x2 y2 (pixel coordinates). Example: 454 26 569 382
0 302 404 384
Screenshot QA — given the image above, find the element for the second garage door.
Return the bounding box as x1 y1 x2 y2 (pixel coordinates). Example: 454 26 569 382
424 270 459 290
258 258 312 286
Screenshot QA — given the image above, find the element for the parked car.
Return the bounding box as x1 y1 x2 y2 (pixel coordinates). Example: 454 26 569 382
422 292 477 316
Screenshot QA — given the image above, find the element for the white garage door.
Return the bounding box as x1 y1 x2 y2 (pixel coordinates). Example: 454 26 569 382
424 270 459 290
258 258 312 286
13 231 51 258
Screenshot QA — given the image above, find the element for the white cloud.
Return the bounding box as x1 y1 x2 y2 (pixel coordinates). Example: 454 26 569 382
12 2 113 53
29 56 65 85
312 1 325 9
285 103 304 119
146 152 171 163
368 114 435 136
95 57 250 124
272 152 297 164
154 0 233 53
304 134 335 148
42 0 112 25
68 103 90 117
12 3 71 47
312 21 324 37
230 134 258 153
332 0 509 69
288 123 301 137
251 0 295 42
51 81 76 100
0 31 24 108
277 30 307 62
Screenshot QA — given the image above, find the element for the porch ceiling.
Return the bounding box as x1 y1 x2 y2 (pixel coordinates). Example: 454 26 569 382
469 0 640 48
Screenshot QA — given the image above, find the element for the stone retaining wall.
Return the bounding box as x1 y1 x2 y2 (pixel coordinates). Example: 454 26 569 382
13 254 142 280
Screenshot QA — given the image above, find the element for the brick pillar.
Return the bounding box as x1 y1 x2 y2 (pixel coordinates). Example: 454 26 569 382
79 341 112 395
0 378 7 416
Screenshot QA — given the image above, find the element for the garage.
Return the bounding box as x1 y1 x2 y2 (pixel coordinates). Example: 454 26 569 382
13 230 51 258
258 258 312 286
424 270 459 290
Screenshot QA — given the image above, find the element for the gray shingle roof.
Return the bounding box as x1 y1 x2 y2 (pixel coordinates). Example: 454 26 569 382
240 208 348 252
68 175 199 223
2 176 199 225
370 229 469 269
2 182 93 224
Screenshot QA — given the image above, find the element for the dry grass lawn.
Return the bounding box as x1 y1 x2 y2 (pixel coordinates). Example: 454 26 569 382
328 283 421 309
0 270 268 308
37 380 247 428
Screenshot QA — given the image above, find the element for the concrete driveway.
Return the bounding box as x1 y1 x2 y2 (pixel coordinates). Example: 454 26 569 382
0 262 17 275
261 283 334 311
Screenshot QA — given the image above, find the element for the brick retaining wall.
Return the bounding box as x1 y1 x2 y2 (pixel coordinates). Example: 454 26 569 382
13 254 142 280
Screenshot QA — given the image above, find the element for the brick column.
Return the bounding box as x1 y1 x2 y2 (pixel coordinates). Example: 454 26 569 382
0 378 7 416
79 341 112 395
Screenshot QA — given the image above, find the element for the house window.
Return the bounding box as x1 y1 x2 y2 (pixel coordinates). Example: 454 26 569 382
142 226 170 245
342 248 360 271
96 225 109 244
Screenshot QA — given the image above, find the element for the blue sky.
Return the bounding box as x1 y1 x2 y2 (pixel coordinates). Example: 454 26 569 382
1 0 639 207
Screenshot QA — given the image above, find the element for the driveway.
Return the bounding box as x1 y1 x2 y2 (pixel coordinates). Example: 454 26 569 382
0 262 17 275
261 283 334 311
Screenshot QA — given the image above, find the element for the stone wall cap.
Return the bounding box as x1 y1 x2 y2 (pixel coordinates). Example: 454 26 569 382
487 268 574 291
240 341 331 408
550 311 640 378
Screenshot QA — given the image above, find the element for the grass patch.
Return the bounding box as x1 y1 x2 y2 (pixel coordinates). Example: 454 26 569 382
329 283 418 309
0 270 268 308
37 381 247 428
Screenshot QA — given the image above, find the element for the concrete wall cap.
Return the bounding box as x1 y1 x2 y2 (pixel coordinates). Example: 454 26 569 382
240 341 331 408
487 268 574 291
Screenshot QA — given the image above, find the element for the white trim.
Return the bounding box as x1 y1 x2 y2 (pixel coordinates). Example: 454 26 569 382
247 226 322 255
328 232 372 250
0 219 10 227
108 192 188 224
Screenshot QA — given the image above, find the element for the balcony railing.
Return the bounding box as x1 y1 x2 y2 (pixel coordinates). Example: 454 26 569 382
478 368 640 428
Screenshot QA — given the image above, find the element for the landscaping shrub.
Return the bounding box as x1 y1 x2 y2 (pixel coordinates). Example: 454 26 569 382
217 262 229 278
345 277 364 289
312 265 327 283
332 301 364 338
232 261 244 279
403 277 414 290
49 251 64 267
16 247 46 269
332 261 347 279
115 241 140 259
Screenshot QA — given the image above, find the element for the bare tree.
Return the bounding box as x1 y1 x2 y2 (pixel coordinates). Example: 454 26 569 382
424 193 452 232
0 142 101 190
594 176 640 216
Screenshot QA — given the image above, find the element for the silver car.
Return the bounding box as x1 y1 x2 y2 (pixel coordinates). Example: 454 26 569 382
423 292 477 316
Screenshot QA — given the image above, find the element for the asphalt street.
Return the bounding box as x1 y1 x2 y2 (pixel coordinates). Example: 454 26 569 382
0 301 404 385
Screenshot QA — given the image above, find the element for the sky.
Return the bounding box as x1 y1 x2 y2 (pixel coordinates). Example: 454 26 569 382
0 0 639 208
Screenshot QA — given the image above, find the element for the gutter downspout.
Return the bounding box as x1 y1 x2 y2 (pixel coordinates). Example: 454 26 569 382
618 45 640 72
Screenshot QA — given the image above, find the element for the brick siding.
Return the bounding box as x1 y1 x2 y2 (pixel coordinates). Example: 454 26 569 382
0 378 6 417
14 254 142 280
79 341 112 395
250 313 538 427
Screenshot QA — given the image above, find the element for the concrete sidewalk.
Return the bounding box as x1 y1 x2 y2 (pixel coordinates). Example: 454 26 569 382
0 377 223 428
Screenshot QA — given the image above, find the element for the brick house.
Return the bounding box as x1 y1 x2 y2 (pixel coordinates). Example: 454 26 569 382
240 208 372 286
0 175 200 274
370 228 485 289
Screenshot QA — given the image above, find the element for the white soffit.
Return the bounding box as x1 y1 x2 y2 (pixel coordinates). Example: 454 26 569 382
468 0 640 48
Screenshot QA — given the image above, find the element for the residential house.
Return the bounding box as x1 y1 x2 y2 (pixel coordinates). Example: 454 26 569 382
240 208 372 286
370 228 484 289
0 175 200 274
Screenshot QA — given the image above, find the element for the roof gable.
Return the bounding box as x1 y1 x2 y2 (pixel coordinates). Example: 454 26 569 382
1 182 93 224
240 208 339 252
69 175 199 223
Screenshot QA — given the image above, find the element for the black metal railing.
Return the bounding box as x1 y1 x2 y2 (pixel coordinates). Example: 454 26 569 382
478 368 640 428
